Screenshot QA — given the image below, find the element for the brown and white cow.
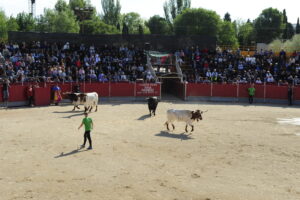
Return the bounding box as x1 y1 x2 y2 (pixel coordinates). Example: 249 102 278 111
164 109 206 133
65 92 98 113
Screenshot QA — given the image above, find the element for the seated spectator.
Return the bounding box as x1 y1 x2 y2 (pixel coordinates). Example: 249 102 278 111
98 72 108 82
255 77 262 84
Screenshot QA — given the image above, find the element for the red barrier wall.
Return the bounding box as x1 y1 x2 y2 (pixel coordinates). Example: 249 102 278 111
2 82 300 106
238 84 265 99
186 83 299 101
136 83 161 97
35 87 51 106
212 84 237 97
110 82 135 96
84 82 110 97
293 87 300 101
187 83 211 97
10 85 27 102
265 85 288 99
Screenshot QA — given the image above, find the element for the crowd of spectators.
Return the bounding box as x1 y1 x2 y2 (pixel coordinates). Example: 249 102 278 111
0 41 156 84
177 47 300 85
1 41 300 86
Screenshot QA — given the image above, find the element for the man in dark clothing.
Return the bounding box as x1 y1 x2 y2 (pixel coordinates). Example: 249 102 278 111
288 85 293 106
27 84 34 107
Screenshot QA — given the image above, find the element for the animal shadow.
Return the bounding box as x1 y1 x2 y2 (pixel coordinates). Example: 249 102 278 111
54 148 88 158
53 110 82 114
155 131 193 140
137 114 151 120
62 113 85 118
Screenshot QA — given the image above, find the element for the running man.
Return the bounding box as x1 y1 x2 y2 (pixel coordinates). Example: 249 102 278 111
78 113 93 150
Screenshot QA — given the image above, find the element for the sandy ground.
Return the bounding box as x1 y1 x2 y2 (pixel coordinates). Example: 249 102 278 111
0 101 300 200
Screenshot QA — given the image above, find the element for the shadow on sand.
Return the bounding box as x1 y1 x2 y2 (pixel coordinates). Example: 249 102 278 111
137 114 151 120
54 148 89 158
155 131 193 140
53 110 84 118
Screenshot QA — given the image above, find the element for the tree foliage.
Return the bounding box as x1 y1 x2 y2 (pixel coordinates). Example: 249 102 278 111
237 21 254 46
16 12 36 32
269 34 300 52
36 1 80 34
218 21 238 47
223 12 231 22
296 18 300 34
163 0 191 26
80 15 119 34
6 17 19 32
146 15 171 35
173 8 221 37
69 0 91 10
122 12 147 34
0 10 7 39
101 0 121 27
253 8 283 43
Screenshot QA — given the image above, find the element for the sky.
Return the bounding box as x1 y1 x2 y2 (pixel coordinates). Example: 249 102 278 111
0 0 299 23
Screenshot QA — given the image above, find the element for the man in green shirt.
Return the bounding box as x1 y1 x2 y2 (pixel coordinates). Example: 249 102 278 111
248 84 256 104
78 113 94 150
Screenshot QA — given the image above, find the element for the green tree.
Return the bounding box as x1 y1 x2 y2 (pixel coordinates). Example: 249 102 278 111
146 15 171 35
122 12 146 34
36 2 79 34
55 0 69 12
163 0 191 26
6 16 19 32
0 10 7 39
79 16 119 34
173 8 221 37
253 8 283 43
16 12 36 31
224 12 231 22
285 22 295 39
69 0 91 10
122 22 128 35
218 21 238 47
101 0 121 27
296 18 300 34
237 21 254 46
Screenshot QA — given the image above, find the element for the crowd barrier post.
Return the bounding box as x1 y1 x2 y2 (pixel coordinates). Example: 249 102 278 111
184 82 187 101
134 82 137 98
210 82 213 97
108 82 111 97
237 83 239 102
263 82 266 103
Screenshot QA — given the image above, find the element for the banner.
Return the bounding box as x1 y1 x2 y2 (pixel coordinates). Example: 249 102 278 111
136 83 160 97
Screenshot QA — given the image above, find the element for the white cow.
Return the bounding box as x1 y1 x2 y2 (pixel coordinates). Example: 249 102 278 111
165 109 205 133
82 92 98 113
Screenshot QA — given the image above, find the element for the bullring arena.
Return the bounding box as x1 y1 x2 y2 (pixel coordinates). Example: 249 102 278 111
1 100 300 200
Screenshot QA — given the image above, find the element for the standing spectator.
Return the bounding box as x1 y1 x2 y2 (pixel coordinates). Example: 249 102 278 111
288 85 293 106
248 84 256 104
27 84 34 107
2 78 10 108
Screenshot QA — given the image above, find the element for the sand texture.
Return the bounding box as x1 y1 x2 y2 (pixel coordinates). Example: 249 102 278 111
0 102 300 200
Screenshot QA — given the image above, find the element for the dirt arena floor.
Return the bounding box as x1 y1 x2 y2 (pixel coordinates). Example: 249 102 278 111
0 101 300 200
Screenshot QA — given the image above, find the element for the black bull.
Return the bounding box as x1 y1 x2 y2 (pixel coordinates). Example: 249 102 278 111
147 97 159 116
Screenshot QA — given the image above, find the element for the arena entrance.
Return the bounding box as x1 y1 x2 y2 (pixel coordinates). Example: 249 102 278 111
159 76 185 100
146 51 185 100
